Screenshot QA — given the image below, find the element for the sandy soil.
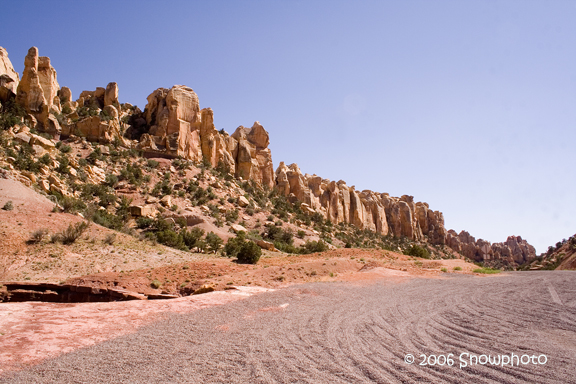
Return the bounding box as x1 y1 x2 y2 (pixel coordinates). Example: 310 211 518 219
3 271 575 383
0 286 269 374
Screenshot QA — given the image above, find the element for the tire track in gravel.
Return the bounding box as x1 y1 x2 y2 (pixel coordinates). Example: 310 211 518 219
2 271 576 383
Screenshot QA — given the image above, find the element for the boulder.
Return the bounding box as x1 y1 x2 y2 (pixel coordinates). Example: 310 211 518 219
237 195 250 207
193 284 215 295
30 134 55 150
257 240 276 251
129 205 157 217
230 224 247 233
160 195 172 207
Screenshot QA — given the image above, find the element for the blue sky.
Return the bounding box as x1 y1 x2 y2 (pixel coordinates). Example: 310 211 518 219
2 1 575 253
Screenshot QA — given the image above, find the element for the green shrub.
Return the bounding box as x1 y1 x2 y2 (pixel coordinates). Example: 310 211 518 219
0 98 25 130
473 267 501 274
225 209 239 223
224 231 246 258
151 279 162 289
453 266 462 271
59 145 72 153
146 159 159 169
55 154 71 175
59 196 86 213
300 240 329 254
105 174 118 188
206 232 223 253
237 240 262 264
440 267 448 272
181 227 205 251
156 229 186 250
405 245 430 259
56 221 90 244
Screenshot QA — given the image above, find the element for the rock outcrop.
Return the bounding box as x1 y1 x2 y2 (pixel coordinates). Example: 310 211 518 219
445 230 536 265
13 47 62 136
1 46 537 268
0 47 20 99
139 85 275 189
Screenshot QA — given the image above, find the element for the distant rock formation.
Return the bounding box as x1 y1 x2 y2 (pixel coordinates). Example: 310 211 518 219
446 230 536 265
274 162 445 240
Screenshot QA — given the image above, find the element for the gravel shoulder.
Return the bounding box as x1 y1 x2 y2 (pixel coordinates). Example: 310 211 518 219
2 271 575 383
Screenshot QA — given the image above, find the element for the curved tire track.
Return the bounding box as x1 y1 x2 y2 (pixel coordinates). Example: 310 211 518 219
2 271 575 383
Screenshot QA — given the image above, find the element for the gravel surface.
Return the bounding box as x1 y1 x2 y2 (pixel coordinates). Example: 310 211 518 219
2 271 575 383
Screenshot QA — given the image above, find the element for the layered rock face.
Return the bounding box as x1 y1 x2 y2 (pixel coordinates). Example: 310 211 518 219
275 163 446 239
16 47 60 113
1 46 536 267
0 47 20 99
275 162 534 266
446 230 536 265
13 47 62 136
139 85 274 189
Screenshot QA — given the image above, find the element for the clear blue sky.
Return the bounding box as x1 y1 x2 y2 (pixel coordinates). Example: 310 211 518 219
2 1 575 253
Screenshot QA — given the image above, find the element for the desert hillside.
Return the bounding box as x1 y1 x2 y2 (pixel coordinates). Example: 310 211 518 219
0 45 549 302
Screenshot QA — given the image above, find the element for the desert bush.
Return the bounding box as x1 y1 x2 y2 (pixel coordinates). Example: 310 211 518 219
59 196 86 213
59 145 72 153
155 228 186 250
181 227 205 251
224 231 246 258
237 240 262 264
300 240 329 254
146 159 159 169
225 209 239 223
55 154 70 175
86 147 105 165
104 233 117 245
405 244 430 259
28 228 48 244
206 232 223 253
55 221 90 244
297 230 306 239
0 98 25 130
105 174 118 188
2 200 14 211
453 266 462 271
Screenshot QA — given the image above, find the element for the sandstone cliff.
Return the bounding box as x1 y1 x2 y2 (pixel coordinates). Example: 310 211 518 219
0 46 537 267
0 47 20 100
445 230 536 265
274 162 447 243
138 85 274 189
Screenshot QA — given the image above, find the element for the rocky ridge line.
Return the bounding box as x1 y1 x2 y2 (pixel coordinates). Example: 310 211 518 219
0 46 536 267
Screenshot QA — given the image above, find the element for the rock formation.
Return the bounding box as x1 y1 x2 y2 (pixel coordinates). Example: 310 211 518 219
0 47 20 100
139 85 274 189
446 230 536 265
0 46 537 267
275 163 448 238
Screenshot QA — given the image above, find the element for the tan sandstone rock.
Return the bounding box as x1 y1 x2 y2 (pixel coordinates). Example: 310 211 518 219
0 47 20 96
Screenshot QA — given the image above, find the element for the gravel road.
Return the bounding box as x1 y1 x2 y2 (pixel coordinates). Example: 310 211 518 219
2 271 575 383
